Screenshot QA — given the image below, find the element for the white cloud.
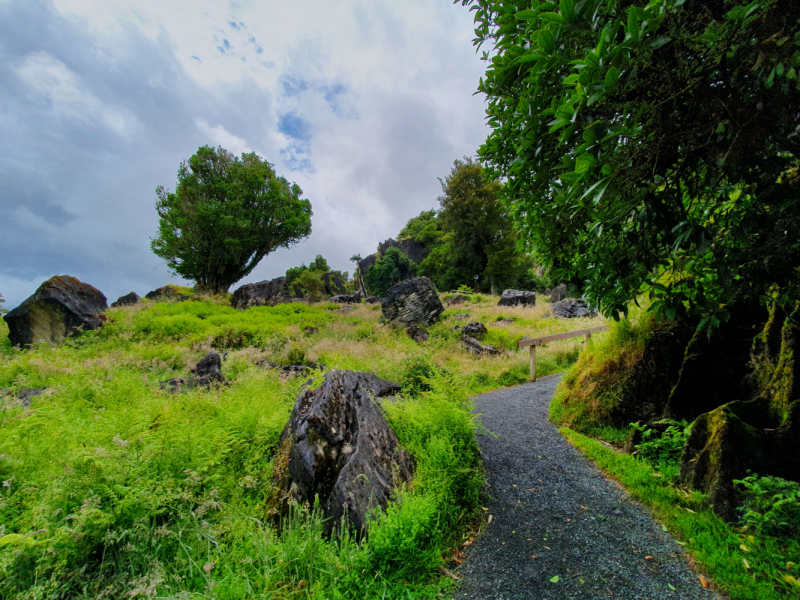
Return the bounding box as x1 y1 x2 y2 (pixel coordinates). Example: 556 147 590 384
13 51 136 137
195 120 252 156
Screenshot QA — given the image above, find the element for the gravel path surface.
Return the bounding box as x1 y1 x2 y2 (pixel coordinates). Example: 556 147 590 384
455 374 720 600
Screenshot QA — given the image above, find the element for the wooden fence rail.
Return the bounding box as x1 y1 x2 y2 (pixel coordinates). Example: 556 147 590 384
518 325 608 381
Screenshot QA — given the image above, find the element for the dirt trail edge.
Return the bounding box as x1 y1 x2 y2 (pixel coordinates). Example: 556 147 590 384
455 374 719 600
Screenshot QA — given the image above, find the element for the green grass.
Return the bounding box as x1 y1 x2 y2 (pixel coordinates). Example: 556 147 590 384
561 429 800 599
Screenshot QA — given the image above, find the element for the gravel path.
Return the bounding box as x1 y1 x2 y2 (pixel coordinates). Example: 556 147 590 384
455 374 720 600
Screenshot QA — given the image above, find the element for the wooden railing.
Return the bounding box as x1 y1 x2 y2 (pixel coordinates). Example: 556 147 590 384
518 325 608 381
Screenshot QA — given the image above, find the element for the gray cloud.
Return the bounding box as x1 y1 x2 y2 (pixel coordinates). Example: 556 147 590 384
0 0 486 307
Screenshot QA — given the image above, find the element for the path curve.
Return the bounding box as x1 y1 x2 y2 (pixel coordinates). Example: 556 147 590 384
455 374 719 600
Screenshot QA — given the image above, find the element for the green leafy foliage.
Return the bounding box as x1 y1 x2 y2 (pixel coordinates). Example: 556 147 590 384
631 419 690 465
364 247 418 296
295 270 325 302
0 293 7 315
464 0 800 324
736 474 800 540
151 146 313 294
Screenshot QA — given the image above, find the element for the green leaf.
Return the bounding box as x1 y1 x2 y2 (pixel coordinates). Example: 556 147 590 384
515 10 539 20
550 575 561 583
540 12 565 24
538 29 556 53
559 0 574 20
601 164 612 175
604 67 620 86
627 8 639 43
649 35 672 50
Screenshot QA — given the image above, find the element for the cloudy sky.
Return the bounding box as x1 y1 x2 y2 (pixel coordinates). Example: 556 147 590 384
0 0 487 307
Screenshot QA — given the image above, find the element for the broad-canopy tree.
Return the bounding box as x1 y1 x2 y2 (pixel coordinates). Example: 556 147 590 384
463 0 800 325
152 146 312 294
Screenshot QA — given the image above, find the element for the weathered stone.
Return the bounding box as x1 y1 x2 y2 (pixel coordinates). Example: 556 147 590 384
331 292 362 304
382 277 444 328
304 327 319 335
378 237 429 264
406 325 429 343
321 272 347 296
680 304 800 519
497 289 536 308
273 370 414 537
497 318 516 326
292 284 305 299
4 275 108 348
231 277 291 310
451 325 462 332
337 307 356 313
445 294 467 306
111 292 140 308
550 284 567 303
258 360 326 377
452 313 470 320
18 387 48 407
145 285 182 301
161 351 227 392
463 336 500 356
462 321 487 340
365 296 382 304
552 298 595 318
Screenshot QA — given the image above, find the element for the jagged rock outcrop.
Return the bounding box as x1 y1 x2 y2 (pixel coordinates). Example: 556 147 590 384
552 298 595 318
321 272 347 296
365 296 382 304
498 290 536 307
111 292 140 308
382 277 444 328
331 292 362 304
406 325 429 343
145 285 182 301
4 275 108 348
550 284 567 303
680 304 800 520
463 336 500 356
231 277 291 310
462 321 487 340
161 351 227 392
292 284 305 299
272 370 413 537
377 238 428 264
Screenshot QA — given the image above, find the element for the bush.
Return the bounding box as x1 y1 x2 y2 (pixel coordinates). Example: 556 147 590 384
735 474 800 540
631 419 690 465
295 270 324 302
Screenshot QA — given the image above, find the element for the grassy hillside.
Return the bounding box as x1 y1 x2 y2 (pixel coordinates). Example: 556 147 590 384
0 293 603 599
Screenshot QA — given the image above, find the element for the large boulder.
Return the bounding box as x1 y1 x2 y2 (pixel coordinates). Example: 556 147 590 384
321 272 347 296
111 292 140 308
552 298 595 318
445 294 468 306
382 277 444 328
680 304 800 520
231 277 291 310
145 285 182 301
331 291 362 304
272 370 414 537
406 325 429 343
497 289 536 307
463 336 500 356
462 321 488 340
4 275 107 348
550 284 567 303
365 296 382 304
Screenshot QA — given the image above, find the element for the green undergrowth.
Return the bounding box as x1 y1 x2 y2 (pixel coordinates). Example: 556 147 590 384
562 429 800 600
0 299 486 599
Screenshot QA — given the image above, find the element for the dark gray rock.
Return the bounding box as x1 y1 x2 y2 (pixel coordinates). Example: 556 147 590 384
292 284 305 299
145 285 182 301
463 336 500 356
496 318 516 326
4 275 108 348
497 289 536 308
331 291 362 304
274 370 414 537
258 360 326 377
452 313 470 321
321 272 347 296
406 324 429 343
231 277 291 310
462 321 488 340
552 298 596 318
18 387 48 407
304 326 319 335
382 277 444 328
451 325 462 332
550 284 568 303
445 294 468 306
365 296 382 304
161 351 227 392
377 237 429 263
111 292 140 308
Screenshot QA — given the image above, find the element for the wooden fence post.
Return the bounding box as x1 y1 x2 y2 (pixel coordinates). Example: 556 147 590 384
529 344 537 382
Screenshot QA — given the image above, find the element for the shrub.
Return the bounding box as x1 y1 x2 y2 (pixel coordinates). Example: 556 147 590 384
631 419 690 465
735 474 800 540
295 270 324 302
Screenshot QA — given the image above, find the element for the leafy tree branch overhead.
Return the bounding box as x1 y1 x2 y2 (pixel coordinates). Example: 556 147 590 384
462 0 800 325
151 146 313 294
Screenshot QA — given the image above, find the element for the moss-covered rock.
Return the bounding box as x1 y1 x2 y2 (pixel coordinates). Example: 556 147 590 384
680 305 800 519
